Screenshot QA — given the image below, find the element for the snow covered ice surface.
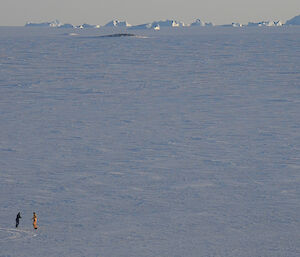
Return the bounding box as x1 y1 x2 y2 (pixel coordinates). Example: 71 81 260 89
0 26 300 257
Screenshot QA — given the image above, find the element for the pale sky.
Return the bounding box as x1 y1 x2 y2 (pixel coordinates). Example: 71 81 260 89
1 0 299 26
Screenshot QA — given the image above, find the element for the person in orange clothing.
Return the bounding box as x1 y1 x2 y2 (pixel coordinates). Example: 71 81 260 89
32 212 38 229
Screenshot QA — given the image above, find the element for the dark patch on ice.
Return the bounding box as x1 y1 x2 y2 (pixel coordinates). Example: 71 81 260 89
75 33 137 39
267 98 289 103
121 120 133 124
190 137 202 141
99 33 136 38
0 148 16 152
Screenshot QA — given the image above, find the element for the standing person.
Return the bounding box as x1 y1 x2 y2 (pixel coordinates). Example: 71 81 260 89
32 212 38 229
15 212 21 228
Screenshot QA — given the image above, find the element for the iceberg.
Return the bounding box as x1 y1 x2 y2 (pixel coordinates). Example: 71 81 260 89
129 20 183 30
285 15 300 25
221 22 243 27
151 20 185 28
205 22 214 27
190 19 205 27
274 21 283 26
76 24 100 29
49 20 63 27
58 23 74 28
130 23 160 30
25 22 53 27
25 20 74 28
104 20 132 27
129 23 153 30
190 19 214 27
247 21 282 27
232 22 243 27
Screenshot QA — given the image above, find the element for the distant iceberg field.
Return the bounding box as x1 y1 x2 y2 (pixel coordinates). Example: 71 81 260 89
24 14 300 30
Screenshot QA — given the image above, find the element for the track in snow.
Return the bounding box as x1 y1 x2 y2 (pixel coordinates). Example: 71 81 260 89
0 227 37 242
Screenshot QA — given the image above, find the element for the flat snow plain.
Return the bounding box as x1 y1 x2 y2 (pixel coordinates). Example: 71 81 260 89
0 26 299 257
